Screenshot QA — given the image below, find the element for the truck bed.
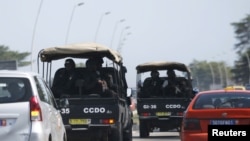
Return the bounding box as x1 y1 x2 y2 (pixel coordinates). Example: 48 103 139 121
137 97 191 119
57 97 126 130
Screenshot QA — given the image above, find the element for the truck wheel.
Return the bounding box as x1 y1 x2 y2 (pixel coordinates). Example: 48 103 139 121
110 122 123 141
139 120 149 138
123 126 132 141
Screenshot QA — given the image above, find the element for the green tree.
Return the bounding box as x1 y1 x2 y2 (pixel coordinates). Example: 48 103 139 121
231 14 250 85
189 60 211 91
189 60 232 91
231 49 250 85
0 45 31 67
231 14 250 54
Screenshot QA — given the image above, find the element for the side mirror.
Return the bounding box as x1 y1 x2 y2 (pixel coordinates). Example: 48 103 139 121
192 87 199 96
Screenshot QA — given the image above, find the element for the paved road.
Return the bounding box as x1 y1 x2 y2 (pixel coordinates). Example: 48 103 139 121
67 129 181 141
67 112 181 141
132 130 180 141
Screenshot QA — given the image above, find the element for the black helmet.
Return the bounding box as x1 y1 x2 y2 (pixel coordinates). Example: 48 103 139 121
64 58 75 68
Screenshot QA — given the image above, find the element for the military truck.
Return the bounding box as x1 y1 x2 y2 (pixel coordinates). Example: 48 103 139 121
37 42 133 141
135 61 193 137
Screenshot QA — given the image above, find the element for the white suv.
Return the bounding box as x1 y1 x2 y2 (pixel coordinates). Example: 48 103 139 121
0 70 67 141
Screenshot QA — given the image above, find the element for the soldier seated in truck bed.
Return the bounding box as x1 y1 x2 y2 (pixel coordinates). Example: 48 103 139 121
52 58 119 98
78 58 118 98
162 69 192 98
51 58 78 98
141 70 164 98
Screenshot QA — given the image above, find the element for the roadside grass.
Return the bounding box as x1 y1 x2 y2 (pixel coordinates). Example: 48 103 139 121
132 110 138 122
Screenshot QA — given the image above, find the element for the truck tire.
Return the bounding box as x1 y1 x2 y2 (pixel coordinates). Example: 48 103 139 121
123 126 132 141
139 120 149 138
110 122 123 141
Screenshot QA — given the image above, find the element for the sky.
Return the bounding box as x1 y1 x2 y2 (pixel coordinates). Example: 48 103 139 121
1 0 250 87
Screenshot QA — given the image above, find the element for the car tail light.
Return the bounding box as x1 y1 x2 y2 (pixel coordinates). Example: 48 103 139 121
141 112 151 116
177 112 183 116
183 118 201 131
30 96 42 121
100 119 115 124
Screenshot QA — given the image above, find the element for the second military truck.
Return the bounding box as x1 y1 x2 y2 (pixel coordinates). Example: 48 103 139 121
136 61 193 137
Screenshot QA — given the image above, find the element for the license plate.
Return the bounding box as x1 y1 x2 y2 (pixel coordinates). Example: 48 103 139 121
69 119 91 125
156 112 171 116
210 119 236 125
0 119 6 126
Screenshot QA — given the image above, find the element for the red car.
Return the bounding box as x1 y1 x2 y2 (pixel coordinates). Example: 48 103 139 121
180 90 250 141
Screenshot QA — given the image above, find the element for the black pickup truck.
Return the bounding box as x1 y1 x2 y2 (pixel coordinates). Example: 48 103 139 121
37 42 133 141
135 61 193 137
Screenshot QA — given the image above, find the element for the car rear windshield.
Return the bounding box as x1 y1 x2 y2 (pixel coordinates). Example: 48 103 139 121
0 77 32 103
193 92 250 109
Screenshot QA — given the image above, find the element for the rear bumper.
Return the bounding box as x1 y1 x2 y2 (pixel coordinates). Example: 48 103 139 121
139 115 183 120
29 133 47 141
65 124 116 131
180 132 207 141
